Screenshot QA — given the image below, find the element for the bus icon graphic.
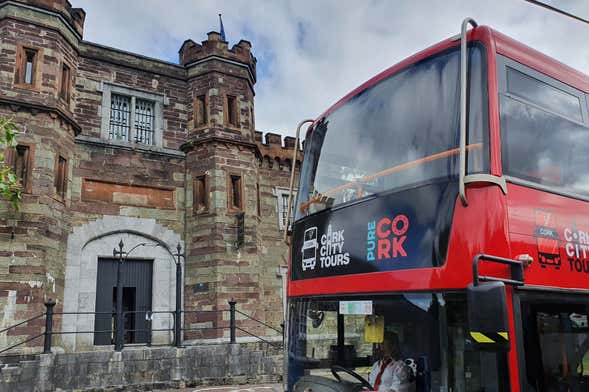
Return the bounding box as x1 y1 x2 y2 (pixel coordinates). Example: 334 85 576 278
534 210 561 269
302 227 318 271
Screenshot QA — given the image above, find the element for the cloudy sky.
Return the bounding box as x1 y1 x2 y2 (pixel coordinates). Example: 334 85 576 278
74 0 589 136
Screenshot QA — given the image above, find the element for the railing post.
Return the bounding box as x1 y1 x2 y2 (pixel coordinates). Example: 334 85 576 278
113 239 125 352
43 299 56 354
173 243 184 349
229 299 236 344
146 311 152 348
175 261 182 348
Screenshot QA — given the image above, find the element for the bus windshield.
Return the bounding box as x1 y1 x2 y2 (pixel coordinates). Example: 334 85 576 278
296 44 488 219
287 293 508 391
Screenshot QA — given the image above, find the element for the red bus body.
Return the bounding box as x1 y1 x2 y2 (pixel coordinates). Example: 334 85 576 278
288 26 589 391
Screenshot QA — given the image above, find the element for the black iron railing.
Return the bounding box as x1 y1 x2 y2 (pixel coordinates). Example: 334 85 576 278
0 299 283 356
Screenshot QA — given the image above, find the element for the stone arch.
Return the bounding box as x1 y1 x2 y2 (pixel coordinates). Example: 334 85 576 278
61 216 183 351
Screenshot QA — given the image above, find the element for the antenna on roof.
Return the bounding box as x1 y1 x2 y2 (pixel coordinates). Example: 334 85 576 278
523 0 589 25
219 13 226 41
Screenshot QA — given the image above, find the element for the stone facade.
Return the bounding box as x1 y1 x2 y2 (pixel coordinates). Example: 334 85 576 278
0 344 282 391
0 0 301 352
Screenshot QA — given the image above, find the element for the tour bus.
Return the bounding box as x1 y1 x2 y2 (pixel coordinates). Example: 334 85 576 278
286 18 589 392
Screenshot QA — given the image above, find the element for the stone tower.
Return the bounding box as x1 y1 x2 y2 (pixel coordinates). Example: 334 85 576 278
179 32 263 338
0 0 85 320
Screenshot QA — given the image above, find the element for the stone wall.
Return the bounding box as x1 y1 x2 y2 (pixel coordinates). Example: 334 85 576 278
0 344 283 392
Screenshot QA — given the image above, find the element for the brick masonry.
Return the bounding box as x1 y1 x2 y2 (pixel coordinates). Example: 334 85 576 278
0 0 302 352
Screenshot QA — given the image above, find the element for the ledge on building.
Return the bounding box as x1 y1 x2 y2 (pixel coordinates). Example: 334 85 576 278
75 135 185 158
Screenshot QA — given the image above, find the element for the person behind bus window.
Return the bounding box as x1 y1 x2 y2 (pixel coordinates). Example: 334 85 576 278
368 331 411 392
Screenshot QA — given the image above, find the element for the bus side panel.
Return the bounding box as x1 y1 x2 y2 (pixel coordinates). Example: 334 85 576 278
506 183 589 289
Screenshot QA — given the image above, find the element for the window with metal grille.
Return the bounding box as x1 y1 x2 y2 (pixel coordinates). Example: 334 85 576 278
281 194 290 228
109 94 130 141
275 188 296 231
134 99 155 144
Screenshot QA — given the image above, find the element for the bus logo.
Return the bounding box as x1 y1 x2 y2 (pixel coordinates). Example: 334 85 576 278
534 210 561 270
302 227 318 271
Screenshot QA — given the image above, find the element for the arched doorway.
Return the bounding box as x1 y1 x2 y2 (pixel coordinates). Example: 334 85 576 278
62 216 182 351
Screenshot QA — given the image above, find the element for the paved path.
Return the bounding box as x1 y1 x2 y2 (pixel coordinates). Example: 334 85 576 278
160 384 283 392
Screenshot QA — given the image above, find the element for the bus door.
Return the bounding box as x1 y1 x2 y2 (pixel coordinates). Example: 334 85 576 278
514 291 589 391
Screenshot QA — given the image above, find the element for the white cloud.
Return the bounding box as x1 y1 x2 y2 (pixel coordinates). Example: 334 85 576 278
75 0 589 136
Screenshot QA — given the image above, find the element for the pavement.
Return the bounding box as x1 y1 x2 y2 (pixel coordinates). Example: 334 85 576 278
160 384 283 392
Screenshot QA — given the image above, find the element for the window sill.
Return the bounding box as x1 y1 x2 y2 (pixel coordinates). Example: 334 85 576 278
75 135 185 158
13 83 40 92
223 126 242 134
193 123 210 131
193 211 215 218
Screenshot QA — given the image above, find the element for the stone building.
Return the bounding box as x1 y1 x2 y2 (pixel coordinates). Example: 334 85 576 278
0 0 300 351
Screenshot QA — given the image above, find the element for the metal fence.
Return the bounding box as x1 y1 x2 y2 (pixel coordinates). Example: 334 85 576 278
0 299 283 356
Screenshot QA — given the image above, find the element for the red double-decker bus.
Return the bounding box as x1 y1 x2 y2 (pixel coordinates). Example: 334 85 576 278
286 18 589 392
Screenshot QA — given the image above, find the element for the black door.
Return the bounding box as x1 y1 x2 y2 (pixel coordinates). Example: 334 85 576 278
94 258 153 345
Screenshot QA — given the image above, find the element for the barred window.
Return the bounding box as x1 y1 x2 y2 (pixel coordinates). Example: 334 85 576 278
275 187 296 231
134 99 155 144
109 94 130 141
281 194 290 227
101 83 164 147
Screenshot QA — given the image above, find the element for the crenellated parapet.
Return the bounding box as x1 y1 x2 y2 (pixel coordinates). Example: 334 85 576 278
1 0 86 36
179 32 256 81
255 131 303 170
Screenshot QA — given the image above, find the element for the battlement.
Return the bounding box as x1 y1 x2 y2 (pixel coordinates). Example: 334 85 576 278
5 0 86 36
255 131 303 169
179 32 256 75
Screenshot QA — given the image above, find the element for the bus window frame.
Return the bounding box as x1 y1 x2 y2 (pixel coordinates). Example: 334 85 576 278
296 42 491 219
513 288 589 392
497 54 589 203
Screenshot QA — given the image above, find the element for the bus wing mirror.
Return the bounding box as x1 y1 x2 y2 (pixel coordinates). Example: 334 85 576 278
467 281 510 351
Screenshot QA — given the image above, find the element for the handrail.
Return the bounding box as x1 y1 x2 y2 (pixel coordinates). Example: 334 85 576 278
472 253 524 287
0 313 44 334
235 309 283 334
0 300 281 356
0 333 44 356
459 17 478 206
236 327 283 349
300 143 483 213
284 119 315 243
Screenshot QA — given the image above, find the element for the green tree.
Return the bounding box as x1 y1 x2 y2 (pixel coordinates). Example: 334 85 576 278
0 115 21 209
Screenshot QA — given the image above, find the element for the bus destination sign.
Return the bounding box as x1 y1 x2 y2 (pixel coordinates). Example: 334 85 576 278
291 182 457 280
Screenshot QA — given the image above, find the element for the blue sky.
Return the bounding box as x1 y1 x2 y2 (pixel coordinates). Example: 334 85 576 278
74 0 589 136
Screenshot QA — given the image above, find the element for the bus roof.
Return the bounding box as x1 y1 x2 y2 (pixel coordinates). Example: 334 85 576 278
311 25 589 132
